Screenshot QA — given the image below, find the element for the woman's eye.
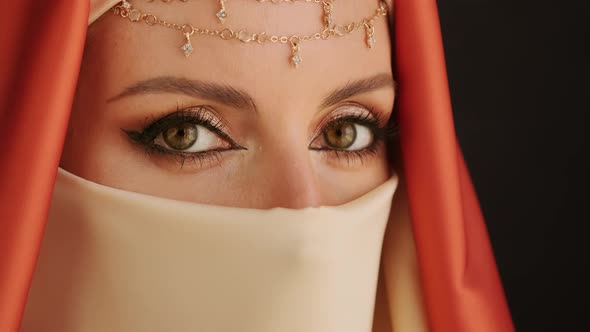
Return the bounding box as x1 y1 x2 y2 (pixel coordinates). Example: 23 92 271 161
154 123 229 152
318 121 375 151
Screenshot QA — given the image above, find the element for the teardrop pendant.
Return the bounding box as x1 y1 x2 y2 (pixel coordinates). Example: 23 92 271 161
323 0 333 28
365 22 376 49
181 32 194 57
121 0 132 10
216 0 228 24
290 39 302 68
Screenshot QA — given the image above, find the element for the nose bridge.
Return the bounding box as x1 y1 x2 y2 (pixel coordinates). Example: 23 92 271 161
246 98 324 209
251 110 321 209
265 143 321 209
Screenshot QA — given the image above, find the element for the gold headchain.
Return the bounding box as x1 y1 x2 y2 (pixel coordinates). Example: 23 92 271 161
114 0 388 68
133 0 334 27
215 0 333 27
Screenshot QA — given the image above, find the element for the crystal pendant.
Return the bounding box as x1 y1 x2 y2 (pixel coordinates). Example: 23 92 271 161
121 1 131 10
325 12 333 28
292 54 302 67
323 1 333 28
365 23 376 49
290 40 302 68
181 33 193 57
216 9 227 23
217 0 227 24
367 35 375 48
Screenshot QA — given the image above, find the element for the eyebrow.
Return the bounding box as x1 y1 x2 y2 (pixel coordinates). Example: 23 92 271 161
108 73 395 111
319 73 395 109
108 76 257 112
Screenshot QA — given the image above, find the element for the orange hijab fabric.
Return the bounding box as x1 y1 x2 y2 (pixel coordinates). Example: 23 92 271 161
0 1 513 331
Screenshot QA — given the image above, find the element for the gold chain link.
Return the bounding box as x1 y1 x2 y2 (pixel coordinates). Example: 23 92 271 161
255 0 323 3
142 0 323 2
113 1 388 67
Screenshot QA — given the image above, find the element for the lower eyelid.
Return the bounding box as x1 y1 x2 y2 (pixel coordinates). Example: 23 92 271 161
140 145 232 171
318 148 381 167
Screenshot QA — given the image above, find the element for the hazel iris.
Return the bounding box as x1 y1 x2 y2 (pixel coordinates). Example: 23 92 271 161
163 123 198 150
324 122 357 149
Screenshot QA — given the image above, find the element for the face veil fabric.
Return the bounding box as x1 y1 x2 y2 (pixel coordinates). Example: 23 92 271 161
21 168 401 332
0 1 514 331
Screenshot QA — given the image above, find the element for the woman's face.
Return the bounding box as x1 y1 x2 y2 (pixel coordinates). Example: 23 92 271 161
62 0 395 209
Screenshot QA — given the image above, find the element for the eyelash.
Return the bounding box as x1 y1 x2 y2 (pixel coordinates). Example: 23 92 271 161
310 110 398 165
124 107 244 168
124 105 399 168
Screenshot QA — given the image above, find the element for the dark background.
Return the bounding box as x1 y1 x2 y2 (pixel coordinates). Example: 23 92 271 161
437 1 589 331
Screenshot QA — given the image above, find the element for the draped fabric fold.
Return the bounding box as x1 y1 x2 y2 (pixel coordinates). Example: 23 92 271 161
0 0 514 331
0 2 89 331
393 1 513 330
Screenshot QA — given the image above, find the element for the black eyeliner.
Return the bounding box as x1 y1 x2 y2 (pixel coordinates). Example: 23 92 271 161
308 106 397 165
124 106 246 150
123 106 246 169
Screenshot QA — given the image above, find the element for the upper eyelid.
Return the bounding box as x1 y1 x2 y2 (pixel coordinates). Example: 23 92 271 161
324 102 382 122
311 102 380 138
126 107 233 145
146 107 225 132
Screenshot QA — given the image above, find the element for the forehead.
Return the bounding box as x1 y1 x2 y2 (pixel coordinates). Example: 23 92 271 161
87 1 392 103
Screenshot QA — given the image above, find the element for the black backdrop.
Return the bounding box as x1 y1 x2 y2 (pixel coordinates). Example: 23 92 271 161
436 1 589 331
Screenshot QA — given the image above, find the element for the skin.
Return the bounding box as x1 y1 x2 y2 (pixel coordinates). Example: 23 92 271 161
61 0 395 209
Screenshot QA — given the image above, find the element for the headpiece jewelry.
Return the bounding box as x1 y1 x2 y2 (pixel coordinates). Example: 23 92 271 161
114 0 388 68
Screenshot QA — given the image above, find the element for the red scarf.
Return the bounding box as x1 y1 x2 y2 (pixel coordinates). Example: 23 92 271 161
0 1 513 331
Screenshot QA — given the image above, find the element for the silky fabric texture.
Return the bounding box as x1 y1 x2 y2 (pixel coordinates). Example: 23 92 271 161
0 0 514 331
392 1 513 330
22 169 397 332
0 2 89 330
